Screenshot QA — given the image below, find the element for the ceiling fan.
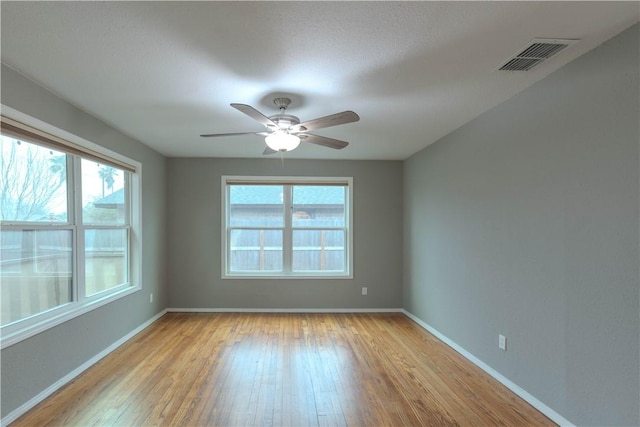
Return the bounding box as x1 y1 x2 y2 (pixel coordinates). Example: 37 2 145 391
201 97 359 154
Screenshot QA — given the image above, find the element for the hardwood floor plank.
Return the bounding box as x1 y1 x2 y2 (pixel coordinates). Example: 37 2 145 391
10 313 556 427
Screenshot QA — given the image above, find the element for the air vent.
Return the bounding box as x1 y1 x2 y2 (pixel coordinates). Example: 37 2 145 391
499 38 578 71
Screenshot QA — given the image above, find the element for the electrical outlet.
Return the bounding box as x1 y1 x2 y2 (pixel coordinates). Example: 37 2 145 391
150 293 153 303
498 334 507 351
361 287 368 295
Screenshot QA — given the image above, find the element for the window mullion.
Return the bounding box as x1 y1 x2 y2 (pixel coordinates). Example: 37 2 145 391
283 185 293 273
225 226 231 276
72 157 86 302
224 183 230 276
123 171 131 286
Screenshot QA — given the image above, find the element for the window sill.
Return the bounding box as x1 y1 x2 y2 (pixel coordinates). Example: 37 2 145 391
0 284 141 349
222 273 353 280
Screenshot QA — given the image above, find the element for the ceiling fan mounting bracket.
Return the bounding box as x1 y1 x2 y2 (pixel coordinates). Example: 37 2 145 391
273 97 292 110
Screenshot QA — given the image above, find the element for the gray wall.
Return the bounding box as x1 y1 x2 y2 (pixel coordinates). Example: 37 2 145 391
403 24 639 426
0 65 168 418
167 158 403 309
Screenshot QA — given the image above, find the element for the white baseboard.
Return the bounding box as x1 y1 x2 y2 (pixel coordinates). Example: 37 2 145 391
1 309 168 427
167 307 403 313
401 310 574 427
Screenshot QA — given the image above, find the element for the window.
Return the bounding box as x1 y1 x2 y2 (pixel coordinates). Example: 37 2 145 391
0 115 141 348
222 176 353 278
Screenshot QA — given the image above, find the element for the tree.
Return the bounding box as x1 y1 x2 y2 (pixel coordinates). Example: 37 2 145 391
98 166 117 197
0 137 67 221
49 154 66 185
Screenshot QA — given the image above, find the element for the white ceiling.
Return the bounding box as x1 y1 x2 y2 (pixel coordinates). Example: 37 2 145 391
1 2 638 160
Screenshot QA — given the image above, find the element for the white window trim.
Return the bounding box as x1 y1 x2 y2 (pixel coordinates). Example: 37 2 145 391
0 106 142 349
221 175 354 280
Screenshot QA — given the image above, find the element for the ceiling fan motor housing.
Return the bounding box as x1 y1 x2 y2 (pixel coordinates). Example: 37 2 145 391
268 98 300 131
268 114 300 130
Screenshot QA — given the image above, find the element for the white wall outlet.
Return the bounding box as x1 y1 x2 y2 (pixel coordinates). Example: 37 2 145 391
499 334 507 351
150 293 153 303
361 287 368 295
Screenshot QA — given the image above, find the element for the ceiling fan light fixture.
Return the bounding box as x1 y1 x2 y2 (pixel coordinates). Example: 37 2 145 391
265 131 300 152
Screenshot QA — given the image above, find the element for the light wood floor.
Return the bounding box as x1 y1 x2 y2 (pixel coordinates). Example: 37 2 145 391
11 313 555 426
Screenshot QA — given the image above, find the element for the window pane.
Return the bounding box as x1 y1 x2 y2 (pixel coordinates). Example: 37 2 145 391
1 229 73 326
230 185 283 227
85 229 127 296
229 229 282 272
292 186 345 227
0 136 68 222
292 229 345 272
82 159 126 225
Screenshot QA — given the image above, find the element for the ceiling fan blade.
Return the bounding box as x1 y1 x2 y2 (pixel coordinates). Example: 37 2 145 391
293 111 359 132
231 103 278 128
200 131 268 138
263 146 278 155
300 134 349 150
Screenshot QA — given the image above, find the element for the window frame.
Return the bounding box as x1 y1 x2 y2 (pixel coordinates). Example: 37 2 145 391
221 176 354 279
0 110 142 349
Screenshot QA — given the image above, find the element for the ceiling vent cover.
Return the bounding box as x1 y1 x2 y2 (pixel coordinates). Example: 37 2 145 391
499 38 578 71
